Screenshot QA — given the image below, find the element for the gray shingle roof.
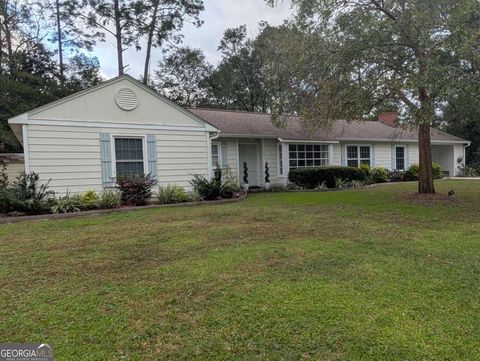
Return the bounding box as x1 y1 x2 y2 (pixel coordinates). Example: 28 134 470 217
189 108 468 143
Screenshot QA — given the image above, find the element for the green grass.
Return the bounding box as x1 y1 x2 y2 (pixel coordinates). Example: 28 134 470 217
1 180 480 360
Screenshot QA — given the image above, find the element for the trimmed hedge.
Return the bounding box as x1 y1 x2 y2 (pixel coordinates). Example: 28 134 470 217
288 166 367 189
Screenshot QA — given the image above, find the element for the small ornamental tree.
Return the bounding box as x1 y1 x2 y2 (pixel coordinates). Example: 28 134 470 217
243 161 248 184
265 162 270 183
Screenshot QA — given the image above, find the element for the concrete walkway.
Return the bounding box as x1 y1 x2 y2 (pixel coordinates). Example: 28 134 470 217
448 177 480 180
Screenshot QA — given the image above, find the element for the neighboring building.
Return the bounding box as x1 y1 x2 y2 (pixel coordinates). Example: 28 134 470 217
8 75 469 194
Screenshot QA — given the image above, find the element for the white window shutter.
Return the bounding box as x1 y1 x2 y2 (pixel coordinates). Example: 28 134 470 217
405 144 410 168
391 145 396 170
371 144 376 168
100 133 114 187
341 145 346 166
147 134 158 179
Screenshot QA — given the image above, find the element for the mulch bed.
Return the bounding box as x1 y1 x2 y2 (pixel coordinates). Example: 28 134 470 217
0 192 247 224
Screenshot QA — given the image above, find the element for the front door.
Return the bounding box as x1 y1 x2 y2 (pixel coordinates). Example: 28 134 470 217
238 143 259 186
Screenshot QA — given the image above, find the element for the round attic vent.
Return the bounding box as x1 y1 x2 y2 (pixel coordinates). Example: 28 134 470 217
115 88 138 111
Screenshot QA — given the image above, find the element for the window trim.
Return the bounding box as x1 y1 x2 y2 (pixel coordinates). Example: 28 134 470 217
395 145 406 170
345 144 372 168
211 141 222 169
111 134 148 178
288 143 330 170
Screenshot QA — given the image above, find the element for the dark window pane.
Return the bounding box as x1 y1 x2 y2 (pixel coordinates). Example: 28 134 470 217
396 159 405 170
306 144 313 151
289 144 297 152
347 159 358 168
306 152 313 159
290 160 297 167
116 161 144 177
314 145 321 151
289 152 296 159
298 144 305 151
360 146 370 159
298 160 305 167
314 159 321 166
347 146 358 159
306 159 314 166
298 152 305 158
360 160 371 166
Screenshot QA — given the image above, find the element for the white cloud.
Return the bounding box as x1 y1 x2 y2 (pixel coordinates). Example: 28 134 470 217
94 0 293 79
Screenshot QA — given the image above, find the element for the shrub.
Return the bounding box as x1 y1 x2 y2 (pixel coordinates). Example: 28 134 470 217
0 162 8 189
359 163 372 176
190 174 222 200
51 192 84 214
98 190 122 209
432 162 443 179
389 170 406 182
370 167 388 183
116 174 157 206
457 164 480 177
82 190 100 210
156 184 189 204
221 168 241 198
405 163 442 181
288 166 367 189
10 172 55 215
405 164 419 181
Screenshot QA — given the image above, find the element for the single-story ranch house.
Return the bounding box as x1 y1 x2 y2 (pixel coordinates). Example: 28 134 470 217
6 75 469 194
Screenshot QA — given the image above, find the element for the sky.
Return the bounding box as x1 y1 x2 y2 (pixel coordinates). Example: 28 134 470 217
93 0 294 79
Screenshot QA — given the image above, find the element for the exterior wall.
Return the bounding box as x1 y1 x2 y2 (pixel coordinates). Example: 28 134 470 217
218 137 283 185
29 78 204 128
262 138 279 185
0 154 24 181
454 144 466 176
26 124 209 194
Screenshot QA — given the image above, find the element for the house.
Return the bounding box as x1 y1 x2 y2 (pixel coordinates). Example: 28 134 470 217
7 75 469 194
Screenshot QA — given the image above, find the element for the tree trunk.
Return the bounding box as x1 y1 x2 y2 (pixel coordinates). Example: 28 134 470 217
55 0 64 84
418 123 435 194
143 0 159 84
114 0 124 75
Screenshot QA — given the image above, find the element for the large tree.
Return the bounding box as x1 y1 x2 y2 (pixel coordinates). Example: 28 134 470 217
83 0 139 76
154 46 212 106
206 24 272 112
136 0 204 84
46 0 98 84
268 0 480 193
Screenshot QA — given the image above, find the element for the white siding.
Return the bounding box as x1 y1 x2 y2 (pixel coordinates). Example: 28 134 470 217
29 78 205 128
454 144 465 176
27 124 208 194
331 144 342 165
4 162 24 181
221 138 239 175
262 139 280 184
373 143 392 169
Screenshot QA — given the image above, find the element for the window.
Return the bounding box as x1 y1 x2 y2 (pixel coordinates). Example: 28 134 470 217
346 145 371 168
114 137 145 177
211 143 221 168
278 144 283 175
289 144 329 169
396 146 405 170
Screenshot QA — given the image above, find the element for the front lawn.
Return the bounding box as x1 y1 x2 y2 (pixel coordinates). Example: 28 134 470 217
1 180 480 360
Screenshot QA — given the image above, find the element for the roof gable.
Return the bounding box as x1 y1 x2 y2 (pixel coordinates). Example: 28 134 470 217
12 75 216 131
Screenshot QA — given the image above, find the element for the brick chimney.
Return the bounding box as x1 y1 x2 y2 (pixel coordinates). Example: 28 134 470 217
378 112 398 127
